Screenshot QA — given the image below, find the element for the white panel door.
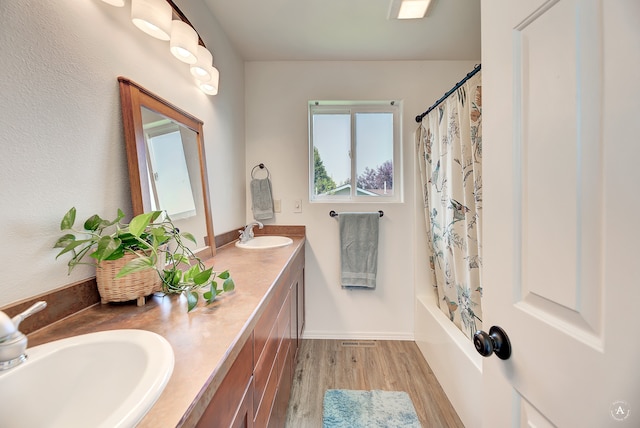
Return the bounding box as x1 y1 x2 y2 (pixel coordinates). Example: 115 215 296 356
482 0 640 426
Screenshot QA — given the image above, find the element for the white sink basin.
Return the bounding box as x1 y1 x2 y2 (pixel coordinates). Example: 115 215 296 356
235 235 293 249
0 329 174 428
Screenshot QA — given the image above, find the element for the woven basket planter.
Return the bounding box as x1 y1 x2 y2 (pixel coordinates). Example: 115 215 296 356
95 251 164 306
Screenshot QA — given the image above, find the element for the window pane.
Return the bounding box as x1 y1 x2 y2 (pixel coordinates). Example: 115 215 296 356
355 112 394 196
312 113 351 196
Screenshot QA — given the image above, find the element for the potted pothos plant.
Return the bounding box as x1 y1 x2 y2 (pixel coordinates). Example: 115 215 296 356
54 207 234 311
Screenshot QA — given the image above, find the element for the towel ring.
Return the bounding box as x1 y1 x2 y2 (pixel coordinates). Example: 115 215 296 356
251 163 270 179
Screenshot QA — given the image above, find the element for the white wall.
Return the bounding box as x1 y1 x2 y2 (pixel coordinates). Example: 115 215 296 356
245 61 478 339
0 0 245 307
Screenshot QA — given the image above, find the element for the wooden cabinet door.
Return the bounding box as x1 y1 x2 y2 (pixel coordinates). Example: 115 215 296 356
231 377 254 428
197 334 253 428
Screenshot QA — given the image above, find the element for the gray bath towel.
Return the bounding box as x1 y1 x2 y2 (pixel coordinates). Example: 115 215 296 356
250 177 274 220
339 212 380 288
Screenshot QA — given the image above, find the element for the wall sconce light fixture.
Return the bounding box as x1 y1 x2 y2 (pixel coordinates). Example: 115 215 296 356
170 20 199 64
197 66 220 95
99 0 218 95
190 45 214 81
131 0 172 40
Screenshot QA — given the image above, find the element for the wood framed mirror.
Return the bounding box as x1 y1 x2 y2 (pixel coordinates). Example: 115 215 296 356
118 77 215 259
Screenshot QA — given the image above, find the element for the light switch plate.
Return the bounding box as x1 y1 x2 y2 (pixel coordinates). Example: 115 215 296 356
293 199 302 213
274 199 281 213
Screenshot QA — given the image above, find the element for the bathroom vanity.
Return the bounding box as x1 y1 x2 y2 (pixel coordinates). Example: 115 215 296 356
22 227 305 427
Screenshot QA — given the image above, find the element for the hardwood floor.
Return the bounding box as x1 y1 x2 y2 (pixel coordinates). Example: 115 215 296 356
285 339 464 427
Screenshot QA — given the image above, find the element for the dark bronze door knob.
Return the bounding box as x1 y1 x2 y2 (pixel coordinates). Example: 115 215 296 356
473 326 511 360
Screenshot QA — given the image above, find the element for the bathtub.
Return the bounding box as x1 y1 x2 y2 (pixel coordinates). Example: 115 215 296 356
414 294 482 428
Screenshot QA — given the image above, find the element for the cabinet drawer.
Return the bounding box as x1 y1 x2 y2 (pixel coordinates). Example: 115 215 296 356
269 341 293 428
277 290 291 346
253 352 278 428
230 376 253 428
253 321 278 416
276 324 291 387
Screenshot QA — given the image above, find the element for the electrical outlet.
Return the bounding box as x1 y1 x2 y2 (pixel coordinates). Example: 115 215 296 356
293 199 302 213
274 199 281 213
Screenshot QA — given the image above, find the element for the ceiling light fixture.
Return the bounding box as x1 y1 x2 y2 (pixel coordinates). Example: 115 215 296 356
100 0 125 6
131 0 172 40
388 0 434 20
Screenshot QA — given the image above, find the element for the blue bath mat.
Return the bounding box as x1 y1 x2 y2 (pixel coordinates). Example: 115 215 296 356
322 389 421 428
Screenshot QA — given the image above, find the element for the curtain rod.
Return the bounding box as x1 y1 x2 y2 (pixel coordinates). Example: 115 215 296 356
415 64 481 123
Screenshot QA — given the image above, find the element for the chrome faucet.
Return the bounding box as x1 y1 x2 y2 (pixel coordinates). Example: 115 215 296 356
238 221 264 243
0 301 47 371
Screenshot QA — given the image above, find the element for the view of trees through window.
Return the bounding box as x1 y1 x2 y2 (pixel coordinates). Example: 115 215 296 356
314 147 393 196
310 105 397 200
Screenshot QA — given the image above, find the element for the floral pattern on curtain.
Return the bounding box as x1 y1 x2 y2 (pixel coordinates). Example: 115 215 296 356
416 71 483 340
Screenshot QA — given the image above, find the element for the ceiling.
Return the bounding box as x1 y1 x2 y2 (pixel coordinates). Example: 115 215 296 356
202 0 481 61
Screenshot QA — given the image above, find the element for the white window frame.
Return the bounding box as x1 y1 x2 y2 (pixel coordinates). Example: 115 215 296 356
308 100 402 203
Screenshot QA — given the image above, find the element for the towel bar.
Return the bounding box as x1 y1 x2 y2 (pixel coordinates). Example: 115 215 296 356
329 210 384 218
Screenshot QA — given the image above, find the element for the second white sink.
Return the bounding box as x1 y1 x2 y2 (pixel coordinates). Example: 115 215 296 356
0 329 174 428
235 235 293 249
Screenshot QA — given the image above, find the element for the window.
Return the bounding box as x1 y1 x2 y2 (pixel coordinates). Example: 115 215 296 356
309 101 401 202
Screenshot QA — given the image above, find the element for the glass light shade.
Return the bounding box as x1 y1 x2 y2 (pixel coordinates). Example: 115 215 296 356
198 67 219 95
170 20 198 64
131 0 172 41
101 0 125 6
190 46 213 81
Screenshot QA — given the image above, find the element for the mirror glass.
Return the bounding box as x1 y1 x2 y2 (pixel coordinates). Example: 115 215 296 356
118 77 215 259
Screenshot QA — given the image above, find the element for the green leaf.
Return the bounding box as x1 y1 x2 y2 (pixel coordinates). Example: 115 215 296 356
172 254 190 266
102 246 125 260
83 214 104 232
185 290 198 311
184 265 199 281
180 231 197 244
53 234 76 249
205 282 217 304
94 236 121 261
217 270 230 280
149 211 163 222
115 257 154 277
194 267 213 285
223 277 235 292
101 209 126 228
129 212 154 237
55 238 90 259
60 207 76 231
172 269 183 285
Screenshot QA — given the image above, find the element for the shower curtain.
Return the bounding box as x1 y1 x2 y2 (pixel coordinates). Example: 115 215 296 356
416 71 482 340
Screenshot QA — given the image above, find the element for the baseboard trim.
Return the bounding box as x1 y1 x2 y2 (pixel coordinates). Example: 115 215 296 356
302 330 414 341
